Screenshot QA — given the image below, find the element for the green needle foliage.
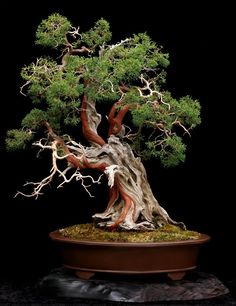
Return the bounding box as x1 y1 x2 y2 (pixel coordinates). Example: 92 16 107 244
6 13 201 168
35 13 71 48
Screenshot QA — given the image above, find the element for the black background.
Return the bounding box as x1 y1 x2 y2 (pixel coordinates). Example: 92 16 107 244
0 1 234 281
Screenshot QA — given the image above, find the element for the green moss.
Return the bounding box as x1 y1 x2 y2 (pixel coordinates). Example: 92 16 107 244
59 223 200 242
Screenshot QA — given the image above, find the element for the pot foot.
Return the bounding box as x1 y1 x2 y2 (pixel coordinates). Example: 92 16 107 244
75 271 95 279
167 271 186 280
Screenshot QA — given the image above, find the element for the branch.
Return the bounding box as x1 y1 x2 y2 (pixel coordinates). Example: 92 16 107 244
105 80 115 93
108 38 131 50
68 45 91 55
172 119 191 137
15 138 104 199
59 31 91 68
20 80 31 96
108 101 130 136
68 26 82 39
137 74 170 110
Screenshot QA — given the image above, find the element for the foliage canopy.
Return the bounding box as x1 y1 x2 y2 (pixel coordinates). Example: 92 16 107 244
6 13 201 167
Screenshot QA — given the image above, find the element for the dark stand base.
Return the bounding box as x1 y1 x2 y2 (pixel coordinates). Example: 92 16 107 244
39 267 229 303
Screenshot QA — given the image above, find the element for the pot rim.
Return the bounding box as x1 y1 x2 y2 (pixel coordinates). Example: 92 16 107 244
49 230 210 247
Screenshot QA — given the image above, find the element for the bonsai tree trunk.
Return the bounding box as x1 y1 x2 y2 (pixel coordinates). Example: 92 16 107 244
61 95 184 231
94 135 183 230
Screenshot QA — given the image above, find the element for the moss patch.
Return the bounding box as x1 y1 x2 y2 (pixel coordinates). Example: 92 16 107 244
59 223 200 242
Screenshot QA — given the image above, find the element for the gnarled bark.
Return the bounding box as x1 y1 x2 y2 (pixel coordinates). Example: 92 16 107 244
92 136 184 230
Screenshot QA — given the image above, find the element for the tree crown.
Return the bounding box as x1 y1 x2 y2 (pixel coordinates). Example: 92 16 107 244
6 13 201 167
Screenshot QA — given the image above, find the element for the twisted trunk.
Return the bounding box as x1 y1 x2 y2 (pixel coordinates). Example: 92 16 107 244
90 136 184 230
76 94 184 230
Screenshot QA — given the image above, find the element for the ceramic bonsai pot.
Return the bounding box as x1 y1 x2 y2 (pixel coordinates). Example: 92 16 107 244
49 230 210 280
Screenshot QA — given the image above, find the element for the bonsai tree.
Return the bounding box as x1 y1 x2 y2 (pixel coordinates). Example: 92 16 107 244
6 13 201 231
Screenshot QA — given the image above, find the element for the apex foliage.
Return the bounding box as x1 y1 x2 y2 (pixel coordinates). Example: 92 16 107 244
36 13 72 48
7 13 201 167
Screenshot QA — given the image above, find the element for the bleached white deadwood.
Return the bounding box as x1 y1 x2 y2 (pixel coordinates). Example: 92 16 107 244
137 74 170 110
15 139 104 199
68 26 82 39
109 38 131 50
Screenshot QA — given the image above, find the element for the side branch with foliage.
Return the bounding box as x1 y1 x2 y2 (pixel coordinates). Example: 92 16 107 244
6 14 201 230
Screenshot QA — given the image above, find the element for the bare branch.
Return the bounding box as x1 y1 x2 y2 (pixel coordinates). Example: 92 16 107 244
15 138 104 199
137 74 170 110
108 38 131 50
105 80 115 93
173 119 191 137
68 26 82 39
20 80 31 96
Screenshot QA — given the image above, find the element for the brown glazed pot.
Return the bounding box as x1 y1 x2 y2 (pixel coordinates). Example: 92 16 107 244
49 230 210 280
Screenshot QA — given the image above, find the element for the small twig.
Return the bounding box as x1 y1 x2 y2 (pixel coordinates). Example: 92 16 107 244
173 119 191 136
